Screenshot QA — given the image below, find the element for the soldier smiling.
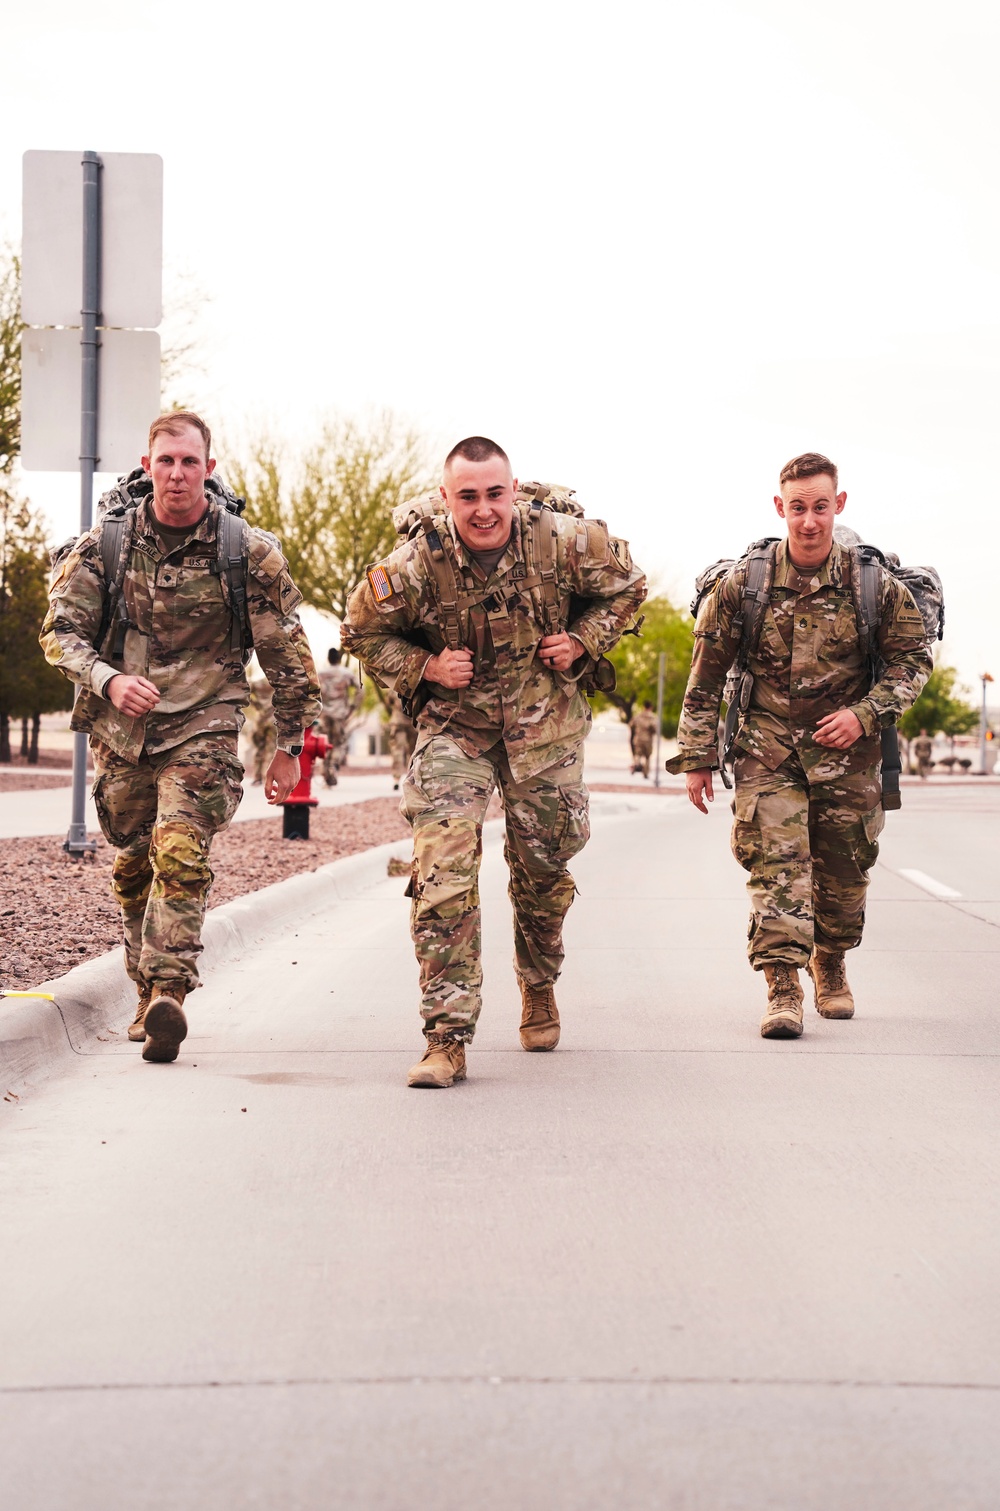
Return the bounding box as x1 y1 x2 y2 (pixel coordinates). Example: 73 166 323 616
343 436 646 1087
669 452 932 1039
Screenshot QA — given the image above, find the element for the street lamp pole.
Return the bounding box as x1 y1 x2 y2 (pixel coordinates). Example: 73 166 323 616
980 672 994 775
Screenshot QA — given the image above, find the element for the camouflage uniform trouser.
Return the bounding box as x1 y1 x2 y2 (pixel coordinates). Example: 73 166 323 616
632 740 652 778
92 733 244 993
390 722 418 782
731 752 884 970
400 734 590 1039
321 714 350 783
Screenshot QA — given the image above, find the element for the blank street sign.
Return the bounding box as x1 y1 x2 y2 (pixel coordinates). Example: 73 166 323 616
21 150 163 329
21 328 161 472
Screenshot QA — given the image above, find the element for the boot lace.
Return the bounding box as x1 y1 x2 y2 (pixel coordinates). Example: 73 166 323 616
817 953 847 992
522 983 556 1022
425 1032 465 1056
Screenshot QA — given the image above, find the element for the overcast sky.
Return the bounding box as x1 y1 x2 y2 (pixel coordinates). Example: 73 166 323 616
4 0 998 693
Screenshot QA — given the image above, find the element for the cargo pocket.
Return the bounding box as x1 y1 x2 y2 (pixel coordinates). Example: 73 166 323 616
215 751 245 830
91 774 123 847
857 805 885 871
731 789 760 872
550 786 591 862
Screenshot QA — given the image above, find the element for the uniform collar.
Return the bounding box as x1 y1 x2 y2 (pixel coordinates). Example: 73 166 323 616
446 511 523 575
774 537 843 594
135 496 219 548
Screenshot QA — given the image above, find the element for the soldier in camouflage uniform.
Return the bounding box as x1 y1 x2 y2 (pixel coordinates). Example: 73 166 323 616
911 729 934 778
318 647 359 785
41 411 320 1064
387 690 418 789
342 435 646 1087
629 701 658 777
668 452 931 1040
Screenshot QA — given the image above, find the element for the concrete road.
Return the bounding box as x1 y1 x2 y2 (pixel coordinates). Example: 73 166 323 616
2 785 999 1509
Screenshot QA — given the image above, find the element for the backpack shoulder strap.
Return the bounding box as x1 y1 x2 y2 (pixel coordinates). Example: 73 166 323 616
217 507 251 656
95 509 135 656
732 537 779 669
414 519 464 650
523 499 562 635
847 544 887 668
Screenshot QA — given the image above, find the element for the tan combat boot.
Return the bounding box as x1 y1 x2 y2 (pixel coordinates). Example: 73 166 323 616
518 979 561 1051
407 1033 467 1088
141 985 188 1064
808 949 855 1019
127 986 153 1043
760 963 804 1039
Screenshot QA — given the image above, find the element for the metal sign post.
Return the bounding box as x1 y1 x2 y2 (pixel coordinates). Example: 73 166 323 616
65 152 103 855
654 651 665 789
21 148 162 856
980 672 994 776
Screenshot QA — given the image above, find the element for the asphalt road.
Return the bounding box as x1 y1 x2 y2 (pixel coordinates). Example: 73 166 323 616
2 783 999 1509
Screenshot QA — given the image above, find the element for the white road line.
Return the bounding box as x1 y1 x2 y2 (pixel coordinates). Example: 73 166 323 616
898 868 963 900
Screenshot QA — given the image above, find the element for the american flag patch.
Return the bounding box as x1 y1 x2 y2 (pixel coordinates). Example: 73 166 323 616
367 564 393 602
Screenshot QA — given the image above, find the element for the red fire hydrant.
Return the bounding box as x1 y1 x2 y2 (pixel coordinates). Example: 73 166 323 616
282 723 331 840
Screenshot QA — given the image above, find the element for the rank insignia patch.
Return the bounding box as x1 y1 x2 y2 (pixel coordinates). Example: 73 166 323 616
367 565 393 602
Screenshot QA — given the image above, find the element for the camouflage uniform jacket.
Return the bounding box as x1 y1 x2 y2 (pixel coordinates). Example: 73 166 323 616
671 539 932 779
342 507 646 783
318 663 358 722
41 498 321 763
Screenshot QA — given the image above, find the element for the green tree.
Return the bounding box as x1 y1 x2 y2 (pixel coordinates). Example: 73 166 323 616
596 594 693 734
0 492 73 763
0 246 20 472
898 663 979 744
227 412 432 625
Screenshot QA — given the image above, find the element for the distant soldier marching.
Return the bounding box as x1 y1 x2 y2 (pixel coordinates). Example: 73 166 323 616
629 700 658 778
911 729 934 778
318 646 359 786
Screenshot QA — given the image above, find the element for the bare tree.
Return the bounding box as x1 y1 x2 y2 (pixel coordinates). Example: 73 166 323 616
227 412 434 623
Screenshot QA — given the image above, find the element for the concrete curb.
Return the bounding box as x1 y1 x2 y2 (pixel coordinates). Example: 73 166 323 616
1 835 414 1093
1 792 646 1094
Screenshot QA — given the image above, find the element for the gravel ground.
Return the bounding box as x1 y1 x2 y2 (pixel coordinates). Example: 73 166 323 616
0 772 72 792
1 750 89 770
0 798 411 991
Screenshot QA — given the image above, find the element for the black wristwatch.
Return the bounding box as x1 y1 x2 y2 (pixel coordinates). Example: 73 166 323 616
277 741 303 757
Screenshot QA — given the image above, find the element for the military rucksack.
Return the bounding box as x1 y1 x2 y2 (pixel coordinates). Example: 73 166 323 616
388 481 631 697
51 468 254 661
693 529 943 810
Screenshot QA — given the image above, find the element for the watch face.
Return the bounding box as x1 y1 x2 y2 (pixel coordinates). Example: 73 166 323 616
289 744 303 757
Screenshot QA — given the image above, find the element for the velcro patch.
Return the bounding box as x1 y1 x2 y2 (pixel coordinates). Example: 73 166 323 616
368 564 394 602
610 536 632 573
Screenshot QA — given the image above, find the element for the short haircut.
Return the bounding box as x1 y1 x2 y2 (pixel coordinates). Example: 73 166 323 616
148 410 212 462
444 436 510 473
780 452 838 492
328 647 342 665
